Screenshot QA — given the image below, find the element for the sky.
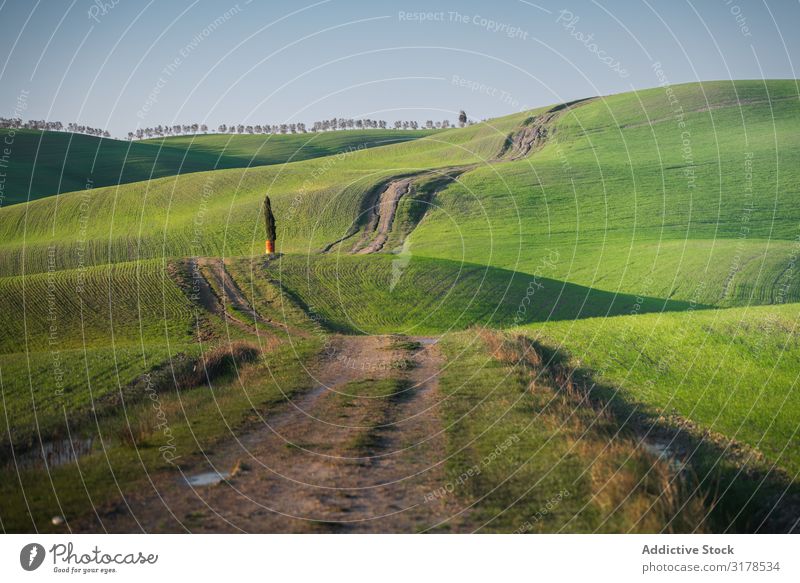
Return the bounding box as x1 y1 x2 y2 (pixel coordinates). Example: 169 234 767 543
1 0 798 136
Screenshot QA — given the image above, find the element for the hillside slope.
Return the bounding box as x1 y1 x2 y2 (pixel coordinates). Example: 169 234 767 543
0 111 530 275
0 128 435 205
521 302 800 477
1 81 797 310
407 80 800 307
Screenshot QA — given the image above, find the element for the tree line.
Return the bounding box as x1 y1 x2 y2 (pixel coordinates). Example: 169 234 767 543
129 117 464 140
2 111 472 141
0 117 111 138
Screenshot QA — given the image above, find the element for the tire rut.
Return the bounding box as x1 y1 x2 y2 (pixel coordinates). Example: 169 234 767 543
76 335 460 533
323 98 594 255
187 257 308 339
351 178 413 254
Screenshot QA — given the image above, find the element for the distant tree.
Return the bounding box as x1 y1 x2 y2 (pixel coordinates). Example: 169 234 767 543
458 110 467 127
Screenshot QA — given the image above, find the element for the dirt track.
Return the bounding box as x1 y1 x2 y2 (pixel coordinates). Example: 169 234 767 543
322 98 595 256
187 257 307 339
352 178 413 254
77 335 460 533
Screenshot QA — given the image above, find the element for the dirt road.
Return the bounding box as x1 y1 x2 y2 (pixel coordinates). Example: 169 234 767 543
185 257 308 341
78 335 461 533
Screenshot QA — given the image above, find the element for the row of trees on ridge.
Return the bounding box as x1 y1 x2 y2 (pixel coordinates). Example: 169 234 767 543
2 111 472 141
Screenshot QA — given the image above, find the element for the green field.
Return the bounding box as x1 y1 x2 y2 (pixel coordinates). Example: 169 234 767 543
0 128 435 205
1 79 798 532
237 254 698 335
521 303 800 476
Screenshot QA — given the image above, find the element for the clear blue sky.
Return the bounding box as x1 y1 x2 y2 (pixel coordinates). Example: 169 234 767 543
1 0 797 136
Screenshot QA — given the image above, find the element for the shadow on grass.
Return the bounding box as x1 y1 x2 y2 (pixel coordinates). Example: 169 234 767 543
528 339 800 533
257 254 709 334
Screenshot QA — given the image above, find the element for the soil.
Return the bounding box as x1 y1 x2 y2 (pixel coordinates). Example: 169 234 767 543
324 98 597 255
74 335 463 533
351 178 413 254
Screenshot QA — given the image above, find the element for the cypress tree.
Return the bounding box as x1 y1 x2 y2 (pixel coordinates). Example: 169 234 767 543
264 195 276 242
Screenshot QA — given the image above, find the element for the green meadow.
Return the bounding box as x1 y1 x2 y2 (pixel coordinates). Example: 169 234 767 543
1 79 798 532
0 128 435 205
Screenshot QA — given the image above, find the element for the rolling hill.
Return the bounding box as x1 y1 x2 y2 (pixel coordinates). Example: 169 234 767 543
1 79 799 533
0 128 435 205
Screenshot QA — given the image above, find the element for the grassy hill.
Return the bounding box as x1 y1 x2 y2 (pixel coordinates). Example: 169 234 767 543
513 302 800 530
0 128 435 205
521 302 800 476
406 80 800 307
1 80 798 532
2 81 798 309
0 111 529 275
